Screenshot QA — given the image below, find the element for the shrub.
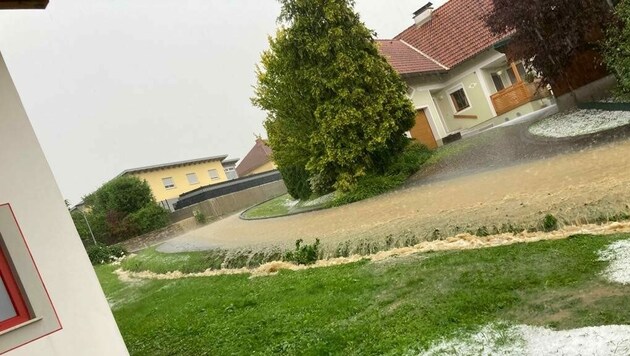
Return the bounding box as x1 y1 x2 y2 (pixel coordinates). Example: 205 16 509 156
126 204 170 235
388 142 433 176
279 165 312 200
604 0 630 97
193 210 207 225
331 142 432 206
86 243 127 265
542 214 559 232
284 239 320 265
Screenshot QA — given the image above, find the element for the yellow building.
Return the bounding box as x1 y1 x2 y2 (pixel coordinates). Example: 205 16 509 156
119 155 238 205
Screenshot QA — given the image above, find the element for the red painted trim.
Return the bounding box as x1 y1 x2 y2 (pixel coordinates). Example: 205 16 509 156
0 203 62 353
0 249 30 330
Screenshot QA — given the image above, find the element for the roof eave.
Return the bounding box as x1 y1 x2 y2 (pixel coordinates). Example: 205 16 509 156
0 0 49 10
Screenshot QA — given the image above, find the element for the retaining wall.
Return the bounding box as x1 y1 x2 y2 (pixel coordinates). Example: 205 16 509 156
170 180 288 223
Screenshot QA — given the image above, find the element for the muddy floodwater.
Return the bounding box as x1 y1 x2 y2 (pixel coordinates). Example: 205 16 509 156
159 139 630 254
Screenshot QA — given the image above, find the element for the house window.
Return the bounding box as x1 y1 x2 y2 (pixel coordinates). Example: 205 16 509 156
0 204 62 353
0 246 30 331
162 177 175 189
208 169 220 180
491 73 505 92
186 173 199 185
449 88 470 112
507 67 518 85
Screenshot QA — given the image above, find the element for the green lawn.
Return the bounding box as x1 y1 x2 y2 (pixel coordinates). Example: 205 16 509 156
98 234 630 355
241 193 333 219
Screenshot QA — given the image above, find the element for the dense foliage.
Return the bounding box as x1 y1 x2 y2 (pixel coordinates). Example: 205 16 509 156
485 0 613 89
75 176 169 244
253 0 415 195
332 142 432 206
86 243 126 265
278 165 312 200
284 238 321 265
604 0 630 97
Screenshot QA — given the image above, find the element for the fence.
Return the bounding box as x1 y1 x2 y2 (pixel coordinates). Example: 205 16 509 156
174 170 283 210
169 180 287 223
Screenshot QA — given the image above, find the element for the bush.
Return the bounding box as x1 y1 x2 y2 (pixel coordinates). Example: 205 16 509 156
279 165 312 200
542 214 559 232
604 0 630 97
193 210 207 225
284 239 320 265
332 142 432 206
86 243 127 265
126 204 169 236
388 142 433 176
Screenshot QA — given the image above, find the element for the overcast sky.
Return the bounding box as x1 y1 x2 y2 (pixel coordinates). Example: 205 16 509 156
0 0 446 204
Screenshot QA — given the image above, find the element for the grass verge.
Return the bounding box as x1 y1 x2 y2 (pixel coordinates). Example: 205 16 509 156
99 233 630 355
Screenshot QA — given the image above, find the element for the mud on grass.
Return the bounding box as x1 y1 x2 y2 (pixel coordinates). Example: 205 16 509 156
123 212 630 275
99 234 630 355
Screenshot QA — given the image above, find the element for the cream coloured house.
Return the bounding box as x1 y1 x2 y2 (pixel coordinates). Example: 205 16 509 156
0 1 127 354
378 0 553 148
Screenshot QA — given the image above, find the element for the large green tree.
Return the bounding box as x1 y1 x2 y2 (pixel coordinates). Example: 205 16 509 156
253 0 414 194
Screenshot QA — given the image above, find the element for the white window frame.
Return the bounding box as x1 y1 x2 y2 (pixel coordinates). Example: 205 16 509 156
162 177 176 190
208 169 220 180
447 83 472 114
185 173 199 185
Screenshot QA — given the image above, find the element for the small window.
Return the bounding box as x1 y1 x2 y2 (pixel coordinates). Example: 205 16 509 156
0 247 30 331
449 88 470 112
162 177 175 189
491 73 505 92
515 62 527 81
507 66 518 85
208 169 220 180
186 173 199 185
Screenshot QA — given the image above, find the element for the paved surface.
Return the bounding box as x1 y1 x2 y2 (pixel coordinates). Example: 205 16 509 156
409 112 630 186
158 117 630 254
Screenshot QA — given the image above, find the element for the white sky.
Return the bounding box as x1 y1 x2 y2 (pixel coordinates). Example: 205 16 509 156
0 0 446 203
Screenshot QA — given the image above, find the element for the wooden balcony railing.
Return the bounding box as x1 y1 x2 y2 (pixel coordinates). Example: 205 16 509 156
491 81 550 116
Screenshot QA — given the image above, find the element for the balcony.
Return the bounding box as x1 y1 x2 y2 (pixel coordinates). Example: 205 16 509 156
491 81 551 116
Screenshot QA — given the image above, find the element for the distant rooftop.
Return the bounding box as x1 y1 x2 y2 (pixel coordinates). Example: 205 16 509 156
119 154 230 176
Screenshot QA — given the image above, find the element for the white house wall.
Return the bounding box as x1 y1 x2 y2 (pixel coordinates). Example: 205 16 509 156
408 89 448 139
0 53 128 355
406 49 506 137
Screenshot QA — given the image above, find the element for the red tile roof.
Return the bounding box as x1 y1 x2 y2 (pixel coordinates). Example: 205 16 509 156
236 138 273 177
376 40 447 75
381 0 508 75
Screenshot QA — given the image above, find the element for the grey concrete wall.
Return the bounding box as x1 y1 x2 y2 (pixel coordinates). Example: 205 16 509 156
120 217 198 252
170 180 288 223
556 75 618 111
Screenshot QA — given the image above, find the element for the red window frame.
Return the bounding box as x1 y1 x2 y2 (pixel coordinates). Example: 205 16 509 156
0 246 30 331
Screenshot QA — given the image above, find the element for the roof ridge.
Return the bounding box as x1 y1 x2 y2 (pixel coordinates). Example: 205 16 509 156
399 39 449 70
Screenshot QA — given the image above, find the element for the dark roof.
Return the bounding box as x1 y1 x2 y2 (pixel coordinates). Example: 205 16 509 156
380 0 508 76
0 0 49 9
236 138 273 177
376 39 447 75
119 155 229 176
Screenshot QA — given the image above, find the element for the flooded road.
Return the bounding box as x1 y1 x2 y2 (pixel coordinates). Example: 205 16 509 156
159 139 630 253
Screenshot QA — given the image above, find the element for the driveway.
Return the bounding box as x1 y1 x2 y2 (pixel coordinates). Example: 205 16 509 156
409 109 630 185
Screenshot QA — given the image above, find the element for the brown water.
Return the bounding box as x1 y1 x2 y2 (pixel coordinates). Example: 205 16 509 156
158 140 630 253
